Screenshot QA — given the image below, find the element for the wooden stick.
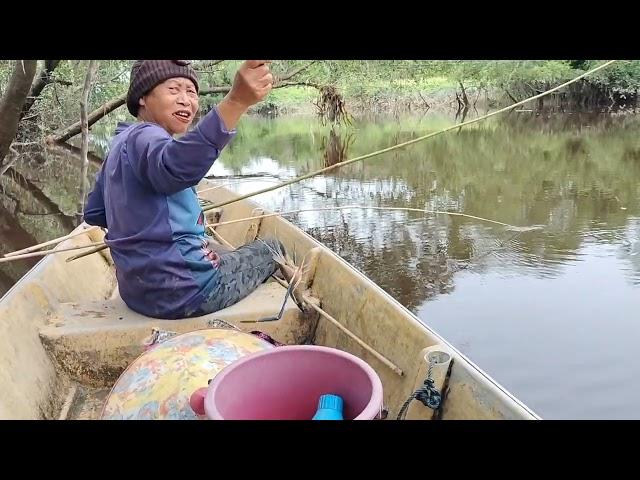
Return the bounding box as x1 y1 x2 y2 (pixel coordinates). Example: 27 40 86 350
208 205 519 229
3 218 237 263
306 300 404 376
7 201 530 264
66 244 109 263
3 226 99 257
0 242 105 264
20 202 527 264
197 178 282 196
196 183 234 195
209 228 234 249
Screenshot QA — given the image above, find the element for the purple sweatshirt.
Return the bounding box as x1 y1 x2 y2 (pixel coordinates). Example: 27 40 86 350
83 108 236 319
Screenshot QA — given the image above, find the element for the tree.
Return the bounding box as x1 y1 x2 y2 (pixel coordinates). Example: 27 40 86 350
0 61 37 170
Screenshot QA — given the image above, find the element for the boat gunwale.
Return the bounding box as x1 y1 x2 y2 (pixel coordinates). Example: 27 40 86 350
205 184 541 420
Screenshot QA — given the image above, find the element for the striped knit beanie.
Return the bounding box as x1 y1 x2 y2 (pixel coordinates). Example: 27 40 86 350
126 60 199 117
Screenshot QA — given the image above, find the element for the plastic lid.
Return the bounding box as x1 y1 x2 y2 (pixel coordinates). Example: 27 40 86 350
318 394 343 412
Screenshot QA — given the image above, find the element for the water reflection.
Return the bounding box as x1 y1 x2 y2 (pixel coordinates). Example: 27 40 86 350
0 147 98 295
0 201 39 293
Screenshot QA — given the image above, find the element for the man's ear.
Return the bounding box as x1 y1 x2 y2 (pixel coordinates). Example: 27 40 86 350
139 97 146 107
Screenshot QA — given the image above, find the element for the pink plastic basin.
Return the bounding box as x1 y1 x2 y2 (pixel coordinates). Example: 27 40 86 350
204 345 383 420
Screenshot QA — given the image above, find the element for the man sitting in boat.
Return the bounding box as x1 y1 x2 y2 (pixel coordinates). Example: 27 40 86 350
83 60 291 320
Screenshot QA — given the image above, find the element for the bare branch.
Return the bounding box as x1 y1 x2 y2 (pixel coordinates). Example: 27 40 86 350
47 92 126 144
78 60 100 223
274 81 323 90
200 62 320 96
274 61 317 84
20 60 61 119
103 65 129 84
199 85 232 96
193 60 225 70
200 80 322 97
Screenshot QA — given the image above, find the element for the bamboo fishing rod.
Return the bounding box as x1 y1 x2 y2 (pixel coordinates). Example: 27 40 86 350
2 226 99 258
2 60 618 263
0 205 526 264
0 242 105 264
206 205 531 230
0 204 537 264
202 60 618 212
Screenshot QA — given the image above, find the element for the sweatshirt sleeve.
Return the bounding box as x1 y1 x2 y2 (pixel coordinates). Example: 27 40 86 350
83 168 108 228
126 107 236 194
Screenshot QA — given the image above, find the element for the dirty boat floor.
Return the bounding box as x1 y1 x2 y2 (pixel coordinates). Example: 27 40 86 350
44 276 314 420
64 386 111 420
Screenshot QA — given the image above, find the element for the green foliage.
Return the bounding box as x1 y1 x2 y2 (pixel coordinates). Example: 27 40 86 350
587 60 640 93
6 59 640 148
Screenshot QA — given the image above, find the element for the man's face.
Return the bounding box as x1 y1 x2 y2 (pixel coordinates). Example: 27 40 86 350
140 77 199 135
